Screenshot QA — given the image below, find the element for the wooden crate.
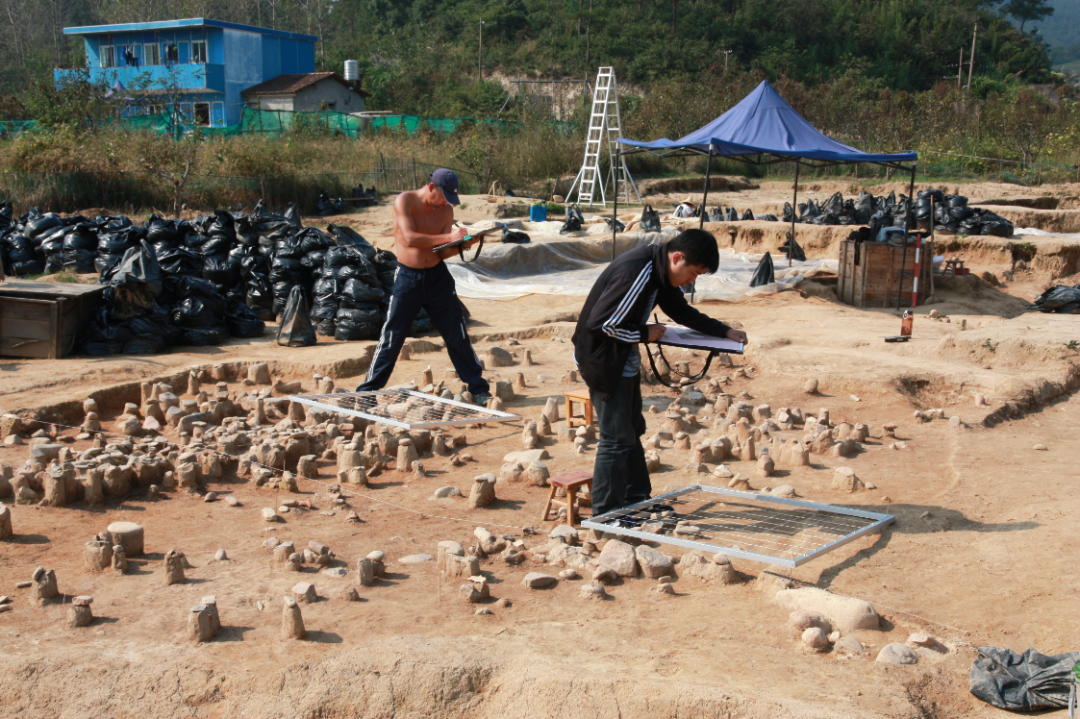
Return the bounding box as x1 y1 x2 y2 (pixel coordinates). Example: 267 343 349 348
0 280 106 359
838 239 932 309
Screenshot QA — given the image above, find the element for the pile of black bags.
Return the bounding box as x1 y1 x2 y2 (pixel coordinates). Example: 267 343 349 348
0 199 429 357
699 189 1013 237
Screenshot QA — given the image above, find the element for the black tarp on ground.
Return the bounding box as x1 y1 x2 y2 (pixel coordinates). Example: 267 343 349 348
969 647 1080 711
1029 284 1080 314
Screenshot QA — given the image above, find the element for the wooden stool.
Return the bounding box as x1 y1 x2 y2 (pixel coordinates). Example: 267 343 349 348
565 391 593 428
541 471 593 527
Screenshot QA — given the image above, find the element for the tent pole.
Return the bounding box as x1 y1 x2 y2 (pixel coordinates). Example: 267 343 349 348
906 164 916 230
789 160 800 268
612 148 618 263
699 147 713 229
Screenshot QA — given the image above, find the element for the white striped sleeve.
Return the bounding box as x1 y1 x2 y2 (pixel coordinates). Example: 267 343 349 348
601 264 652 343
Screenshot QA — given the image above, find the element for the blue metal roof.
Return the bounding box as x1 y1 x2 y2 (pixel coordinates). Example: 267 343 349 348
63 18 317 42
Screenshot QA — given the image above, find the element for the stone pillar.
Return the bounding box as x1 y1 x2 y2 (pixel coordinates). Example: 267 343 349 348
68 596 93 628
0 503 11 540
31 566 58 602
163 549 186 585
83 540 113 572
112 545 128 573
282 596 306 639
188 604 217 642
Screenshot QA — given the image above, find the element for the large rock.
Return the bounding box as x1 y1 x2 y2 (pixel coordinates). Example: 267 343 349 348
634 545 674 578
680 551 737 584
522 572 557 589
774 587 879 631
486 347 514 367
876 643 919 665
598 539 639 577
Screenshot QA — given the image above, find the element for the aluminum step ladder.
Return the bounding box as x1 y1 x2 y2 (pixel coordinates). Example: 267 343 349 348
567 67 640 207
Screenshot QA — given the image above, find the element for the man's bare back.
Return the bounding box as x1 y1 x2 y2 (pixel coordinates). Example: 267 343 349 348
392 184 472 269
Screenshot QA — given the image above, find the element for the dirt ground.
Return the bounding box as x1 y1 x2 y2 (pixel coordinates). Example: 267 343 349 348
1 181 1078 719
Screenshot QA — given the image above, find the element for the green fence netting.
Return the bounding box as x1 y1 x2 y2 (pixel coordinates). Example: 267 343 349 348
0 108 576 140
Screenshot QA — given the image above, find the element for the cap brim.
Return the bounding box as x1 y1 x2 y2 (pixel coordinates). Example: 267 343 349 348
444 189 461 205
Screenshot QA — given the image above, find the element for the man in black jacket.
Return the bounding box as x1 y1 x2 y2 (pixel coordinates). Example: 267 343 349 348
572 229 747 522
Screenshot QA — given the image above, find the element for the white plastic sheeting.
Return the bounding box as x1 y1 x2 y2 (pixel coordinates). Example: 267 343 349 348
1015 227 1080 239
446 228 837 301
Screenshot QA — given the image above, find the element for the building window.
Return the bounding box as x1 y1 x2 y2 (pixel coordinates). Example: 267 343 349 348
191 40 207 63
195 102 210 125
100 45 115 68
144 42 159 66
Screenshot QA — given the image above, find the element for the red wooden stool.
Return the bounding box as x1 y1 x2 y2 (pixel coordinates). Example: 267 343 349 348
565 391 593 428
541 470 593 527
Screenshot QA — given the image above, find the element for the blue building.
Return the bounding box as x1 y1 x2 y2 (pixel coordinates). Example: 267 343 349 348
56 18 316 127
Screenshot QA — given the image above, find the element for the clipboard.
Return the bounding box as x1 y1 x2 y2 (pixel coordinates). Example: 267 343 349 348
654 324 744 354
645 323 742 389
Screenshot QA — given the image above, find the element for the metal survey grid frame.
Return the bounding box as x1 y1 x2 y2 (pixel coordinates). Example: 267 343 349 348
289 390 521 430
582 485 895 568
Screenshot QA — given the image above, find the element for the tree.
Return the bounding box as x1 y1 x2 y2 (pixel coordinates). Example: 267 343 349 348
1002 0 1053 33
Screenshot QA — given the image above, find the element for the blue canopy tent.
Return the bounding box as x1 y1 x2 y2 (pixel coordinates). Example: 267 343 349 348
614 80 919 267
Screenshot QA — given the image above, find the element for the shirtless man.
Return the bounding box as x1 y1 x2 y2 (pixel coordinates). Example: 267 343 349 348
356 169 492 405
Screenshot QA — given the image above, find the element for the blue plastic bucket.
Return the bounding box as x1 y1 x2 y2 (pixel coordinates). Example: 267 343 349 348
529 204 547 222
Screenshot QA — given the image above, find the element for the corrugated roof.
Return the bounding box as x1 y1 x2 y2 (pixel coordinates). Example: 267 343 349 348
240 72 368 98
63 18 317 42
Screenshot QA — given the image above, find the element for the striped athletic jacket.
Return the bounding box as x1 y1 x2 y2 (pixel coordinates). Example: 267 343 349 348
572 242 732 398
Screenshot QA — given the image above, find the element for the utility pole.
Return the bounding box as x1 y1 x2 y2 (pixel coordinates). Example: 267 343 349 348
723 49 732 72
478 19 485 80
958 47 963 88
967 21 977 90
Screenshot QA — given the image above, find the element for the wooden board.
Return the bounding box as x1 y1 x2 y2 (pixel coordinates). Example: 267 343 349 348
837 239 932 309
0 281 105 359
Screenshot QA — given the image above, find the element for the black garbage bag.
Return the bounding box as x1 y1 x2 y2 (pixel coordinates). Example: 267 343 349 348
105 240 163 292
740 209 755 221
327 224 377 258
782 202 795 223
338 277 386 306
969 647 1080 711
95 252 125 275
297 227 332 254
10 259 44 275
749 253 775 287
301 250 327 271
981 220 1013 238
759 213 779 222
246 272 274 310
172 277 228 332
313 277 338 305
959 217 983 235
603 216 625 232
334 308 382 341
61 249 97 273
640 205 661 232
79 307 133 356
312 299 339 323
316 190 344 216
273 236 305 258
203 253 239 286
200 233 233 256
724 207 739 222
780 234 806 262
62 225 98 252
277 285 316 346
854 191 875 223
25 213 62 241
225 297 266 338
1029 284 1080 313
501 227 531 244
316 319 337 337
560 205 584 234
270 256 305 283
284 202 302 228
710 208 725 222
155 245 202 276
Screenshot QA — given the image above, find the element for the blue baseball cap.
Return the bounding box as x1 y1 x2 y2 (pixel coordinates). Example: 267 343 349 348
430 168 461 205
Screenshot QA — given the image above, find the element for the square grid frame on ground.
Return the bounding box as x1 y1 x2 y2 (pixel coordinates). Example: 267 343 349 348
583 485 895 569
288 389 522 430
